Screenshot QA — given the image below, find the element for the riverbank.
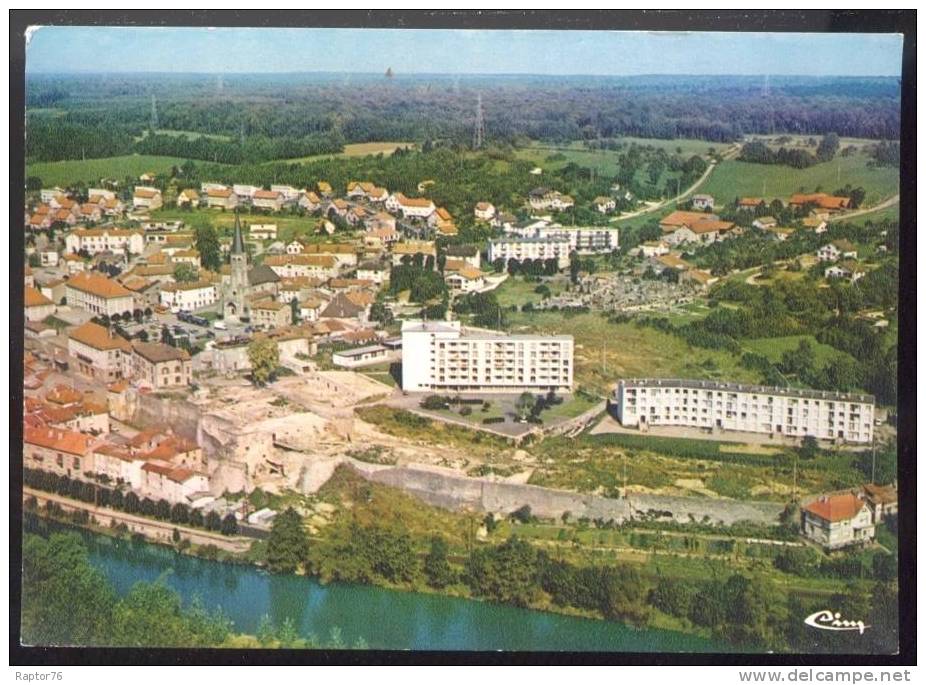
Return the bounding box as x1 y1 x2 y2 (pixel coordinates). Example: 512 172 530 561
24 515 728 652
24 491 725 648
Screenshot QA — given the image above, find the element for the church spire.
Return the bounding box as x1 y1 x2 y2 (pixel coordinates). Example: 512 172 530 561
231 209 245 255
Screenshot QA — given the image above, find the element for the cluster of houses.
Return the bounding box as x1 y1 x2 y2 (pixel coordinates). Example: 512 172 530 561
22 363 210 505
624 189 870 287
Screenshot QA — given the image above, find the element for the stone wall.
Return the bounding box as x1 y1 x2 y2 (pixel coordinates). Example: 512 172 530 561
341 461 784 526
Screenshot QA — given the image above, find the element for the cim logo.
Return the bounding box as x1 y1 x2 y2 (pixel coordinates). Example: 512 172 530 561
804 610 869 635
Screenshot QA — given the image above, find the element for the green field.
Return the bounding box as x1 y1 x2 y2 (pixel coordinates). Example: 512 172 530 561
740 335 856 367
150 207 321 243
514 138 725 174
699 154 899 209
512 139 724 192
505 311 761 395
271 141 416 165
492 275 569 308
26 154 219 187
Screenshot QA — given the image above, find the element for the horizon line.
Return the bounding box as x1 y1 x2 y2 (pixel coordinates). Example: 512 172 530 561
25 69 901 79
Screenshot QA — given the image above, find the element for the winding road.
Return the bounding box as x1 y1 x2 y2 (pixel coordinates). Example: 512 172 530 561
612 142 741 223
829 193 900 223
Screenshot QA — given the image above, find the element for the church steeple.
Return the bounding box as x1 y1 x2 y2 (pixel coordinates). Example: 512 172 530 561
231 209 246 255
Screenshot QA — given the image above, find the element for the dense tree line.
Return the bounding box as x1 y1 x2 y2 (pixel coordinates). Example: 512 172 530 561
26 73 900 163
22 532 232 647
739 133 841 169
23 468 239 535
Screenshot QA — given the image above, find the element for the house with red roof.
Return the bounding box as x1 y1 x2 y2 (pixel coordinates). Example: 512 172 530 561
801 491 875 549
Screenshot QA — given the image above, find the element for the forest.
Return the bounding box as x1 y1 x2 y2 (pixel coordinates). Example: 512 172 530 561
25 73 901 163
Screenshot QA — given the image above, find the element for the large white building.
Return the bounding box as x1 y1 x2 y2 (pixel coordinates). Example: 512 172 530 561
65 229 145 256
401 320 573 393
487 236 572 269
613 379 875 444
65 272 136 318
160 281 218 312
505 221 619 254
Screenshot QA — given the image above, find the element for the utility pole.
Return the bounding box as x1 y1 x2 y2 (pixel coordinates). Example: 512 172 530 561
472 94 485 150
150 94 159 132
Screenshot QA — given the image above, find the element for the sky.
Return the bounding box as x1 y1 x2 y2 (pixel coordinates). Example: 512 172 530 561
25 27 903 77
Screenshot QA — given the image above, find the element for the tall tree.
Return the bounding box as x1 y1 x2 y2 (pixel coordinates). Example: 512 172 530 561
194 224 222 272
247 337 279 386
266 507 310 574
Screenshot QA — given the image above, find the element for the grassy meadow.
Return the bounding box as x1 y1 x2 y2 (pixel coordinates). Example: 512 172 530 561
26 154 209 187
699 154 899 208
505 311 761 395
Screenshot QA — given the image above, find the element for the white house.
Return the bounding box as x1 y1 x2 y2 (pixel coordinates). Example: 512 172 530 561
386 193 435 219
332 344 392 369
250 224 278 240
594 196 616 214
802 492 876 550
825 261 866 283
253 189 284 212
474 202 496 221
817 240 858 263
444 265 485 293
133 187 163 211
205 188 239 210
691 194 715 211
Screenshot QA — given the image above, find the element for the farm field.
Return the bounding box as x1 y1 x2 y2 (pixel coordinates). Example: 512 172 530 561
26 154 212 187
699 154 899 208
505 311 761 395
271 141 416 165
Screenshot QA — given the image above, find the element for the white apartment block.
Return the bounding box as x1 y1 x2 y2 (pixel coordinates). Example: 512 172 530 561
401 320 573 393
65 229 145 255
160 282 218 312
487 237 572 269
505 221 619 254
613 379 875 444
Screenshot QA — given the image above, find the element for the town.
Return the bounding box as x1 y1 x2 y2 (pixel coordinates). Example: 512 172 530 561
19 53 902 653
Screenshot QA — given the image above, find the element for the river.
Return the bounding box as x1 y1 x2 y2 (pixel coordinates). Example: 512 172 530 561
27 519 726 652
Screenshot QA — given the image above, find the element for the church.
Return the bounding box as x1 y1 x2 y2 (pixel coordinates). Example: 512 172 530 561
219 211 281 321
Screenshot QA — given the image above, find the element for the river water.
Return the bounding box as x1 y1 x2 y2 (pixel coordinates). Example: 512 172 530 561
27 519 726 652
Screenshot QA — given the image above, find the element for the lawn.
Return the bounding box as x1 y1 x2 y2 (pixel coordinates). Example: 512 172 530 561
359 363 399 388
492 275 569 309
698 154 899 209
26 154 214 187
269 141 416 165
505 311 761 395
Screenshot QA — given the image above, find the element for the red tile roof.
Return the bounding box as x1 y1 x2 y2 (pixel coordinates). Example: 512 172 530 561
802 492 867 523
